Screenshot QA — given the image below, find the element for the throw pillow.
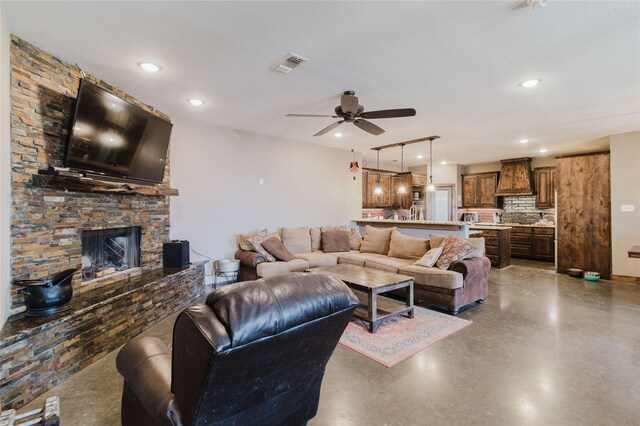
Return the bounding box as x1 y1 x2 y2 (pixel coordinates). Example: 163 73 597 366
281 227 312 254
321 225 361 250
360 225 394 255
310 227 322 251
321 230 350 253
247 229 279 262
388 229 429 260
348 229 362 250
414 246 445 268
463 237 485 259
261 237 295 262
429 233 447 249
237 229 280 251
435 235 478 270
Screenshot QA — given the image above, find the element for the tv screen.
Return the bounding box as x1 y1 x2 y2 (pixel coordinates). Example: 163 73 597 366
65 80 173 184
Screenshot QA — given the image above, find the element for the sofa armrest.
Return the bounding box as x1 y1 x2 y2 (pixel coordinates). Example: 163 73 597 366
116 336 183 426
234 249 266 268
449 257 491 280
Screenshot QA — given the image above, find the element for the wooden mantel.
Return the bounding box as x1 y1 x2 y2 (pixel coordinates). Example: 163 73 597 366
32 172 179 197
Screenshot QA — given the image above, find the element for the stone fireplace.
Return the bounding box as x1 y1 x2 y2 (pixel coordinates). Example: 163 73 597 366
9 36 172 314
81 226 141 280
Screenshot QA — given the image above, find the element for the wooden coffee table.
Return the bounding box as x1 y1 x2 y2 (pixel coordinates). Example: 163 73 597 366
308 264 414 333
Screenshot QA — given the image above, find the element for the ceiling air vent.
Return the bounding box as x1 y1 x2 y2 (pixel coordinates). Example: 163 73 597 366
271 53 309 74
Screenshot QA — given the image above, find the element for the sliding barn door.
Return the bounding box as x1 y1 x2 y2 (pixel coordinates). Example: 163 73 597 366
556 152 611 279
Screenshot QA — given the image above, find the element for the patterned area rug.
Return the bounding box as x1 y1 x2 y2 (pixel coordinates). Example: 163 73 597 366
339 307 472 367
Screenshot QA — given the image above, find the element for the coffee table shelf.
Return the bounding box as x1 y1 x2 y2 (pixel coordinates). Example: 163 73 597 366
307 264 414 333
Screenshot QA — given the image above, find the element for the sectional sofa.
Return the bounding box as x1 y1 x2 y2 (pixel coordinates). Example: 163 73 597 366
234 225 491 315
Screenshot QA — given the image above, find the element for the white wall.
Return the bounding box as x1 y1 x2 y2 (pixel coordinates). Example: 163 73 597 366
610 131 640 278
169 116 362 270
0 8 11 328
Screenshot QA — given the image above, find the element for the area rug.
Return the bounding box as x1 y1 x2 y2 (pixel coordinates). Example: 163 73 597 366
339 307 472 367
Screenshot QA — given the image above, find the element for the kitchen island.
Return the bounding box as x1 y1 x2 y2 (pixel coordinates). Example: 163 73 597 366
352 219 470 238
469 225 512 269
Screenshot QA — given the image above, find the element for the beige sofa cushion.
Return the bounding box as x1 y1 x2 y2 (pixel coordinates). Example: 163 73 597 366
388 229 429 260
310 227 322 251
364 257 415 273
360 225 394 255
281 227 312 254
429 233 447 248
337 251 390 267
399 265 463 290
294 251 338 268
256 258 309 278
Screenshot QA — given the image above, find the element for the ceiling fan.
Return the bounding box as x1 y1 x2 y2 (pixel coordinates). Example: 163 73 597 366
287 90 416 136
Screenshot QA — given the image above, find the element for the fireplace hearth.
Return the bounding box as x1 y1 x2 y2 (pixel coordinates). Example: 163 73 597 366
81 227 141 280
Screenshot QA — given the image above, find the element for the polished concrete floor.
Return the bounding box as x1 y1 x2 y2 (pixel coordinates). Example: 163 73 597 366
21 262 640 425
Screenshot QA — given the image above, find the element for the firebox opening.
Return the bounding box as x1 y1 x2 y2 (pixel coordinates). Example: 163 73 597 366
81 226 141 281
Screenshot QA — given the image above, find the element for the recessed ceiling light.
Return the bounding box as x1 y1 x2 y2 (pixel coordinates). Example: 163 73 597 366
519 139 529 144
520 79 541 88
139 62 161 73
539 148 549 153
188 98 205 106
440 161 447 165
416 155 424 159
334 132 343 138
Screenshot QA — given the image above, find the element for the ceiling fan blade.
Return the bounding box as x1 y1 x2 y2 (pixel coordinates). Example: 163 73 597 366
286 114 336 118
360 108 417 119
341 94 359 114
354 119 385 136
313 120 344 137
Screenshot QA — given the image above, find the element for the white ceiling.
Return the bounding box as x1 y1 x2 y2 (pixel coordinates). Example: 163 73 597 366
3 1 639 166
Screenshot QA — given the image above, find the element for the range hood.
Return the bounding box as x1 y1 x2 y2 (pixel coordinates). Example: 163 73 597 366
495 157 535 196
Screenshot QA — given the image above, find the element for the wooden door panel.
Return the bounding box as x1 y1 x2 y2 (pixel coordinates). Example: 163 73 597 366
463 176 478 207
556 153 611 278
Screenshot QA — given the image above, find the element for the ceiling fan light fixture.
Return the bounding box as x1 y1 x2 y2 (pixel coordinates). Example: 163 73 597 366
334 132 343 138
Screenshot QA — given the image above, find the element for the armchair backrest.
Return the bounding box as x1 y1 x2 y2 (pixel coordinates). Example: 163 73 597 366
171 272 358 425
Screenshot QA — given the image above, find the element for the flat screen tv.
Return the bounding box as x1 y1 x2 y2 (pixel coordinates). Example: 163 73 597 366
64 80 173 184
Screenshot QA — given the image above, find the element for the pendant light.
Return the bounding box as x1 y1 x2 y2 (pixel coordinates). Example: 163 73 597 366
427 139 436 192
374 148 383 195
397 143 407 194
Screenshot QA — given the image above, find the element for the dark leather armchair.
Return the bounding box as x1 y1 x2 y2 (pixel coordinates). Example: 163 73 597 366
116 272 358 426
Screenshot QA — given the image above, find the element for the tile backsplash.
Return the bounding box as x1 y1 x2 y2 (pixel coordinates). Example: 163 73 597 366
458 195 555 224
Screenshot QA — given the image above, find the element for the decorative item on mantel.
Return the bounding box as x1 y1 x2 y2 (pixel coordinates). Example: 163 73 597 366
13 269 77 317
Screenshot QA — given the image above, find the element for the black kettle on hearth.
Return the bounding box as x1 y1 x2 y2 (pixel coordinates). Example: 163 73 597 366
13 268 78 317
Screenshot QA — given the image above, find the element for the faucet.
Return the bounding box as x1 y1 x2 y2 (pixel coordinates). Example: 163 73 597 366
409 205 417 220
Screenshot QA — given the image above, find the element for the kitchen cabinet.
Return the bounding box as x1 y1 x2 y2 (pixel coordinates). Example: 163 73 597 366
510 226 555 262
473 227 511 268
462 172 501 208
495 157 534 196
534 167 556 209
364 169 392 207
411 173 427 186
532 228 555 261
391 173 413 209
363 169 424 208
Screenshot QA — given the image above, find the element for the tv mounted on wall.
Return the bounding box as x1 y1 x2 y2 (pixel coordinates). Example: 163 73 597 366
64 79 173 184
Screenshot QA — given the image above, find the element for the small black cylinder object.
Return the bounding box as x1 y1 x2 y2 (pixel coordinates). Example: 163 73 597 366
163 240 190 268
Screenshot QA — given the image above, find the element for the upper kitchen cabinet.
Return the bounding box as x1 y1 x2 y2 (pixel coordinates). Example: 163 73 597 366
363 169 392 207
534 167 557 209
462 172 501 208
495 158 535 196
391 172 413 209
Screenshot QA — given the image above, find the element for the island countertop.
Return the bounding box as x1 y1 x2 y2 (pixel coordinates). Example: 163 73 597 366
353 218 467 229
